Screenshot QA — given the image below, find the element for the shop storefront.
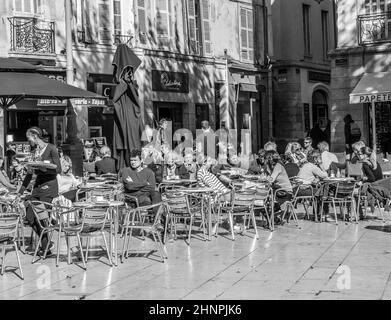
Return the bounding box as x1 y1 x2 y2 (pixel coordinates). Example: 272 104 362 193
350 71 391 153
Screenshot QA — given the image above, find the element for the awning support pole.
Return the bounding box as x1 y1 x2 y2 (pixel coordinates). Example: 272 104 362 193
372 101 376 151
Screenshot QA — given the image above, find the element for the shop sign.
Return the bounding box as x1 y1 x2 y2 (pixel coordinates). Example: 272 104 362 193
72 98 107 106
308 71 330 83
350 93 391 104
37 99 67 107
152 70 189 93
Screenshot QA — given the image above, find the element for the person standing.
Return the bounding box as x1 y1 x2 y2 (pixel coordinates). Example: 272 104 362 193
344 114 361 157
20 127 62 254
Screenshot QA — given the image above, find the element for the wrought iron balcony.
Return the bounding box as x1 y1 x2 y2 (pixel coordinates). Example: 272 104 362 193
113 34 133 46
8 17 55 54
358 12 391 45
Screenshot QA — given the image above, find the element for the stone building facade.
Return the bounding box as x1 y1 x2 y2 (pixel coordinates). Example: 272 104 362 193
271 0 336 151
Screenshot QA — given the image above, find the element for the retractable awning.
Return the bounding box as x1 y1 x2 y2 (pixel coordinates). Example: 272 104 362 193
0 72 106 108
350 71 391 104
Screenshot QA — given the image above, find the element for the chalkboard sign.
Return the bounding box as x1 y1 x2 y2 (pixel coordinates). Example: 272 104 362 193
303 103 311 132
14 142 31 154
93 137 107 149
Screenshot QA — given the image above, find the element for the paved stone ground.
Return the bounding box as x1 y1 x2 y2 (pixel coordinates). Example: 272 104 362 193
1 210 391 300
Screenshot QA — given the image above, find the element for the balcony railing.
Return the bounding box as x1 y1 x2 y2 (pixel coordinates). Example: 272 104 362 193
358 12 391 45
113 34 133 46
8 17 55 54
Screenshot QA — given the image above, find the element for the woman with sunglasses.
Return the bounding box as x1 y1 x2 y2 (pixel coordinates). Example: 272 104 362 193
19 127 62 254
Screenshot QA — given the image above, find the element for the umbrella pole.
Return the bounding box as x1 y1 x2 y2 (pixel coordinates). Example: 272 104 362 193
372 101 376 152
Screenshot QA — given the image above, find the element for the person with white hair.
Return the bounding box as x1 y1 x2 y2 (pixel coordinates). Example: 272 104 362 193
95 146 117 175
317 141 338 172
264 141 277 152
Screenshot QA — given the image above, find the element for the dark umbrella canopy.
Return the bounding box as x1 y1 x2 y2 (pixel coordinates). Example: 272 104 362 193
0 72 106 108
0 58 37 71
112 45 144 170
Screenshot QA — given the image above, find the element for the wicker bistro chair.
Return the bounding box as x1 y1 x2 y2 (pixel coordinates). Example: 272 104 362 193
319 181 358 224
219 189 258 240
120 202 167 263
162 190 206 245
356 183 389 223
0 215 24 279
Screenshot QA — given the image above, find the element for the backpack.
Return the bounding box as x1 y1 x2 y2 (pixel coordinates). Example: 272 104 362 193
350 122 361 138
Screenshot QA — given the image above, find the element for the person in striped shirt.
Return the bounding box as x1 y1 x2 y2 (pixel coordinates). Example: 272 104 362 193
197 156 230 195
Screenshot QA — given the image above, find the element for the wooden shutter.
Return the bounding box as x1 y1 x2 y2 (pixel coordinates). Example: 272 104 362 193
83 0 99 44
201 0 211 55
156 0 169 37
168 0 175 38
247 9 254 61
240 8 248 60
98 0 111 44
187 0 198 54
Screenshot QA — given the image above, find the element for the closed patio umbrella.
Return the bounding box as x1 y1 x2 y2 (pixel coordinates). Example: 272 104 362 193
112 44 144 169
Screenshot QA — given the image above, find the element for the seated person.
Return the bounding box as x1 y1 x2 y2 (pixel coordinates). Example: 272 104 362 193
264 141 277 152
248 149 268 175
197 155 230 196
318 141 338 173
264 150 293 221
183 152 197 180
118 149 161 209
297 150 328 185
285 142 306 165
95 146 117 175
142 145 164 184
358 146 383 183
0 156 17 194
303 137 314 155
282 154 300 178
57 156 81 201
162 152 189 180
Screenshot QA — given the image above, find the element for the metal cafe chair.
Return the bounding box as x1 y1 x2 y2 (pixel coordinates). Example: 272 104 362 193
163 190 205 245
60 203 113 270
219 189 258 240
0 198 27 254
0 215 24 279
275 188 300 228
120 202 167 263
319 181 358 224
291 183 318 221
27 200 62 264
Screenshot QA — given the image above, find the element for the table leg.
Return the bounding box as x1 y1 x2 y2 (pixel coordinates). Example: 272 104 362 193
114 205 119 266
208 194 212 241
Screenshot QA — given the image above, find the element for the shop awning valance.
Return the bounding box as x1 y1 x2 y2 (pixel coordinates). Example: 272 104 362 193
350 71 391 104
0 72 106 108
0 58 37 71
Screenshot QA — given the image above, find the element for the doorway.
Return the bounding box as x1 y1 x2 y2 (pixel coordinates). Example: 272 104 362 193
312 90 329 128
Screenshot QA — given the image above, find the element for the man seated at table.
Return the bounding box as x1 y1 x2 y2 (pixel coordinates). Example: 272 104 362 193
118 149 161 209
95 146 117 175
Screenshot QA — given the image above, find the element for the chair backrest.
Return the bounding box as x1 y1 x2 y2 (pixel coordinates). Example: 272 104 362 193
0 215 19 241
254 185 272 202
136 202 165 229
80 206 109 231
28 200 59 228
163 191 190 213
89 187 118 201
346 161 363 178
335 181 356 198
0 200 14 215
231 189 256 209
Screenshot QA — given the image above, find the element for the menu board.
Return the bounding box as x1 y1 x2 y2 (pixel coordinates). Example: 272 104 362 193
93 137 107 149
375 102 391 151
14 142 31 155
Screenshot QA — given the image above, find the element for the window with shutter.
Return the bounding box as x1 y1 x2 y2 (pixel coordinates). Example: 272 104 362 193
13 0 42 14
156 0 169 37
187 0 202 54
240 7 254 62
137 0 148 44
83 0 99 44
200 0 212 55
98 0 112 44
113 0 122 36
